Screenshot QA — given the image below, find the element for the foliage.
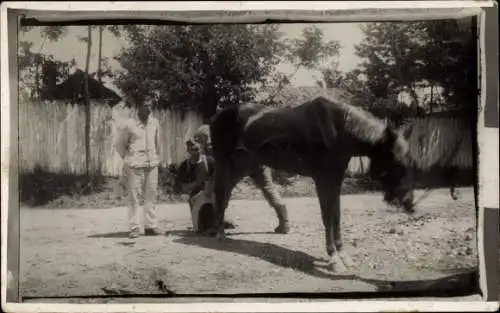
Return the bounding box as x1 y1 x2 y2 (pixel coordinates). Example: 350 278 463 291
354 22 427 105
285 26 341 70
350 18 476 112
421 19 477 111
18 26 117 101
18 38 77 100
113 25 340 121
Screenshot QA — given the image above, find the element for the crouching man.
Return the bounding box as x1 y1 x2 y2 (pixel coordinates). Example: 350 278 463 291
174 139 236 234
115 102 162 239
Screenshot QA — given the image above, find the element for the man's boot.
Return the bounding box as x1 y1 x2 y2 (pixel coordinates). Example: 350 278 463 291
273 204 290 234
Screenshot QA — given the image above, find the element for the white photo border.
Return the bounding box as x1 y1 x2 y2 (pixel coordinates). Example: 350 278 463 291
1 1 498 312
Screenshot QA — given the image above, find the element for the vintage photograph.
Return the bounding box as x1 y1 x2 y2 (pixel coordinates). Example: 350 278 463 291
18 19 479 298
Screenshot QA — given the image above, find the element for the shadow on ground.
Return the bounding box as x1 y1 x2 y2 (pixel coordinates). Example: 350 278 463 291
88 232 131 239
20 166 108 207
173 233 478 297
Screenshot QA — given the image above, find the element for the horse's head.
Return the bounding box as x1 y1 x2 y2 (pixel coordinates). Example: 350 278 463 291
369 125 415 214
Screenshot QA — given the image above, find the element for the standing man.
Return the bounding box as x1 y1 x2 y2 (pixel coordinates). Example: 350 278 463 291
115 101 162 239
192 124 290 234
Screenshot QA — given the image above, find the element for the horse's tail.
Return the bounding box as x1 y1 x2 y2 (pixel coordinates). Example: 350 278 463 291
209 106 243 159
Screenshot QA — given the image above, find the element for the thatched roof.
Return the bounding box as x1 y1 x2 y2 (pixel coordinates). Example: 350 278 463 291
259 86 354 108
49 69 122 106
258 86 435 121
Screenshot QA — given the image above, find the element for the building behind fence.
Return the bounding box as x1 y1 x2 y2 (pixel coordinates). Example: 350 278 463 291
19 99 474 178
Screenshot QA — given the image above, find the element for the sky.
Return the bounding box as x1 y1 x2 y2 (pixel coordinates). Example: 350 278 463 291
19 23 365 87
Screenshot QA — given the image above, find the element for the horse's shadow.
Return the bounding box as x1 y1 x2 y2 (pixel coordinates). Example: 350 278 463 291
172 233 478 296
226 231 277 236
88 231 131 239
173 233 351 280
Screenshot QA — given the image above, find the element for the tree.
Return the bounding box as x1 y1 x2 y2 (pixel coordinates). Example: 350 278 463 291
352 18 477 112
97 26 104 84
354 22 428 108
82 26 93 175
96 26 124 82
421 18 477 112
263 25 341 105
19 25 95 175
18 26 75 100
114 24 340 121
317 63 369 100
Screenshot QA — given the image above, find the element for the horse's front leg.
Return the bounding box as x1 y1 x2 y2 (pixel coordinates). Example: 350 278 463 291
331 187 354 269
211 158 246 239
314 176 352 273
446 166 461 201
211 160 231 239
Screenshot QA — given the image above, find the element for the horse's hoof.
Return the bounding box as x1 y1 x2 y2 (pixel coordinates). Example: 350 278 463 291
274 223 290 234
204 225 221 237
339 252 354 268
201 229 215 237
223 221 237 229
329 255 348 273
215 230 226 240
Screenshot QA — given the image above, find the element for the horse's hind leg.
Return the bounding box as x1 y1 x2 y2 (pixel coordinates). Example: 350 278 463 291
250 166 290 234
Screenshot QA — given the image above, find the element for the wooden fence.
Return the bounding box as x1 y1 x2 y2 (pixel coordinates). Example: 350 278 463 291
19 100 474 178
19 100 203 176
345 114 474 176
404 114 473 170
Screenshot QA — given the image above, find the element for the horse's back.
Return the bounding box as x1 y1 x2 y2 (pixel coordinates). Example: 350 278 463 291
242 99 343 149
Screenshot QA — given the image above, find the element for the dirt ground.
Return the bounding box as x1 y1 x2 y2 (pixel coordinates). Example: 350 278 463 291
20 187 479 300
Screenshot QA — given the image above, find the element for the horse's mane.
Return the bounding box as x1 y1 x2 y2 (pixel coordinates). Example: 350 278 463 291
322 97 411 162
316 96 387 145
237 97 389 148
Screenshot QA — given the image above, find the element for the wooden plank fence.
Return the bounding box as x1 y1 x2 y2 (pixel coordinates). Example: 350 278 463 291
404 115 473 170
345 115 474 176
19 100 203 177
19 100 474 178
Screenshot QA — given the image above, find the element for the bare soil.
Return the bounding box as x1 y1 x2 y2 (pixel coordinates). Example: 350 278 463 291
20 187 478 299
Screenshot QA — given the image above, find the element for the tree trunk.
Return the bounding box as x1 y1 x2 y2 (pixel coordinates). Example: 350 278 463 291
97 26 104 84
429 84 434 113
407 86 420 112
84 26 93 176
359 156 364 175
34 57 41 100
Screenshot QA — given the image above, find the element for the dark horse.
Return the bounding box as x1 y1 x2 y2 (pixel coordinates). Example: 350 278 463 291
209 96 416 272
